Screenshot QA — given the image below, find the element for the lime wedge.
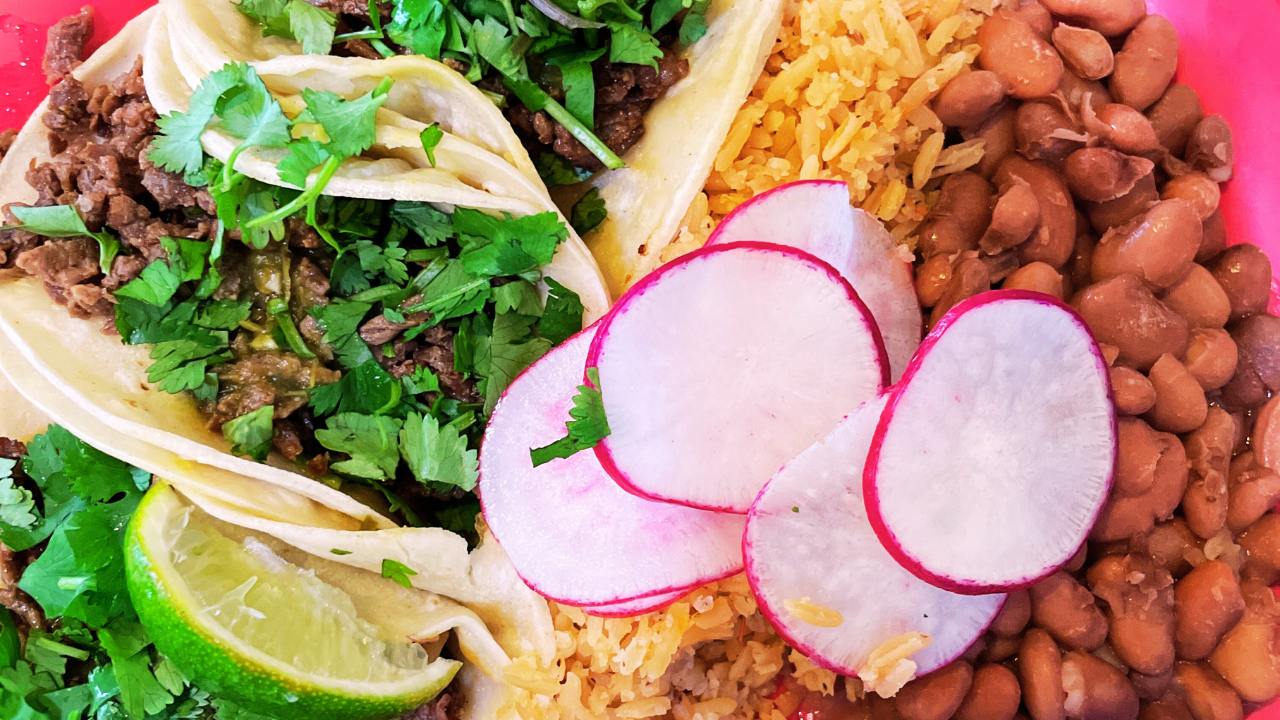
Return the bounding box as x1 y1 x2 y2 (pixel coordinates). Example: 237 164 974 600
125 483 459 720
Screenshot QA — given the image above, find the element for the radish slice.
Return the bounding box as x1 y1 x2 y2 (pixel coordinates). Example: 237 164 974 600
706 180 921 381
745 395 1006 677
480 326 746 607
580 587 690 618
865 291 1116 595
589 242 889 513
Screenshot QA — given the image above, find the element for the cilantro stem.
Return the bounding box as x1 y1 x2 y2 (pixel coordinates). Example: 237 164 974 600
371 39 397 57
267 297 317 359
366 0 384 35
498 0 520 35
245 155 342 232
542 97 624 170
335 29 384 42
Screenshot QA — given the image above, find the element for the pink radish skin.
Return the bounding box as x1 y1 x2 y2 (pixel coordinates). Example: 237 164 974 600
707 180 921 381
744 395 1007 677
865 291 1117 595
580 587 691 618
479 326 746 607
589 241 890 513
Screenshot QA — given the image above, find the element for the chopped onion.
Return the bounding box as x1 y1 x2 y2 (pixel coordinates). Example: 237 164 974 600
528 0 605 30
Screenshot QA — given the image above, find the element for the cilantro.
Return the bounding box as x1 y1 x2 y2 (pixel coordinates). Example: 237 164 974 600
386 0 449 58
355 238 410 285
100 620 175 718
472 16 527 78
534 152 592 187
238 0 337 54
309 360 402 417
390 202 454 246
538 278 585 345
494 279 543 316
149 62 279 177
454 209 567 278
147 330 232 394
530 367 611 466
300 87 385 158
196 299 252 330
222 406 276 461
5 205 119 274
0 459 37 530
430 496 482 541
485 312 552 412
278 137 333 188
0 608 20 668
608 23 662 69
406 261 491 323
571 187 607 235
400 413 479 491
679 7 709 44
402 366 441 396
381 559 418 589
330 548 353 556
649 0 687 30
267 297 317 359
313 301 375 369
420 123 444 167
316 414 404 480
546 48 605 129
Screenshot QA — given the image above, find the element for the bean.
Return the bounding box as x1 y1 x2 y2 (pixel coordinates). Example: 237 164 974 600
1254 395 1280 472
1113 416 1169 497
929 258 991 329
994 156 1077 268
1087 553 1177 675
1238 514 1280 586
1004 262 1064 298
1146 519 1204 579
918 172 995 259
1112 366 1156 415
1060 71 1113 114
992 590 1033 637
1195 212 1227 264
1030 572 1109 651
1074 275 1189 370
896 661 973 720
1226 452 1280 535
1220 315 1280 411
865 694 907 720
1021 629 1068 720
1147 85 1204 157
1009 0 1054 39
1173 560 1245 661
983 253 1021 284
1068 230 1097 294
1066 148 1156 205
1017 101 1088 165
917 254 954 308
1139 698 1195 720
1204 244 1273 321
984 633 1024 663
1144 354 1208 434
1159 265 1230 329
1051 25 1114 81
1039 0 1147 36
1109 15 1179 112
977 11 1064 100
934 70 1011 129
1160 175 1219 222
1180 328 1237 391
1086 104 1163 156
1184 116 1234 183
1207 583 1280 703
982 182 1042 254
1173 662 1243 720
1130 667 1174 701
1182 409 1236 540
1062 651 1140 720
968 106 1018 179
1093 200 1201 291
1092 421 1188 542
1086 172 1159 234
955 664 1021 720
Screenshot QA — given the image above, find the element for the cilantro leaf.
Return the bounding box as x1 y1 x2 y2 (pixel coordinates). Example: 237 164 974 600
609 23 662 69
301 87 385 158
234 0 290 25
494 279 543 316
100 620 174 719
149 62 270 176
0 460 37 531
679 8 708 44
406 261 491 323
399 413 479 491
222 406 276 461
6 205 119 274
649 0 688 30
538 278 585 345
114 259 181 307
386 0 449 58
531 367 611 466
534 152 592 187
420 123 444 167
218 81 292 151
355 239 410 285
286 0 338 54
390 202 453 246
309 360 401 417
546 48 606 129
278 138 333 188
485 312 552 413
571 187 607 235
313 301 375 369
381 559 418 589
316 414 403 480
454 209 568 278
402 366 440 396
472 16 527 79
196 299 252 330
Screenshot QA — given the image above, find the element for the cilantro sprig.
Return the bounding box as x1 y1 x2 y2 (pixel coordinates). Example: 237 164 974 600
2 205 119 274
530 367 611 466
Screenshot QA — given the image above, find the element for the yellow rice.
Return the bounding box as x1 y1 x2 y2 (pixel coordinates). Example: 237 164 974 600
508 1 995 718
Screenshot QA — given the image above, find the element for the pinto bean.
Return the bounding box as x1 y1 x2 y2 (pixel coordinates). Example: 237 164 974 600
1030 572 1109 651
1147 519 1204 579
1139 698 1195 720
1174 560 1245 661
1061 651 1140 720
1075 275 1188 370
1087 553 1177 675
1051 25 1114 81
935 71 1011 129
1111 366 1156 415
1086 172 1160 235
930 258 991 329
977 11 1064 100
918 172 994 259
1207 583 1280 703
1180 409 1236 540
1039 0 1146 36
1220 315 1280 411
1173 662 1243 720
1204 244 1273 321
1160 175 1219 222
1017 101 1088 165
1147 85 1204 157
1060 72 1113 113
955 664 1021 720
1086 104 1163 156
984 633 1024 663
1180 328 1237 391
968 105 1019 179
991 590 1033 637
1185 116 1234 183
1159 265 1230 329
1004 262 1064 298
1021 629 1068 720
896 661 974 720
1130 667 1174 701
1143 354 1208 434
1009 0 1053 38
1226 452 1280 535
1092 420 1188 542
1068 230 1097 293
916 254 954 308
1092 200 1201 291
1238 514 1280 586
1109 15 1179 112
994 156 1077 268
1065 148 1155 204
1195 212 1227 264
1254 395 1280 472
982 182 1042 254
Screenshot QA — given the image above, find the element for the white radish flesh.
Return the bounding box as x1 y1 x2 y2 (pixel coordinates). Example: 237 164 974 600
706 180 921 381
480 327 746 606
745 395 1006 677
865 291 1116 594
590 242 888 513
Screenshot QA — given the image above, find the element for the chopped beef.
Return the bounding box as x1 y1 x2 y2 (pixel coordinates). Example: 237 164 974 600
0 438 25 459
42 6 94 85
210 354 341 428
140 149 215 212
15 238 100 288
273 420 305 460
401 690 461 720
373 338 417 378
102 254 147 290
286 216 324 249
0 129 17 162
303 0 385 18
306 453 330 478
343 39 383 59
359 310 430 346
0 212 40 268
74 191 108 230
292 257 331 312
